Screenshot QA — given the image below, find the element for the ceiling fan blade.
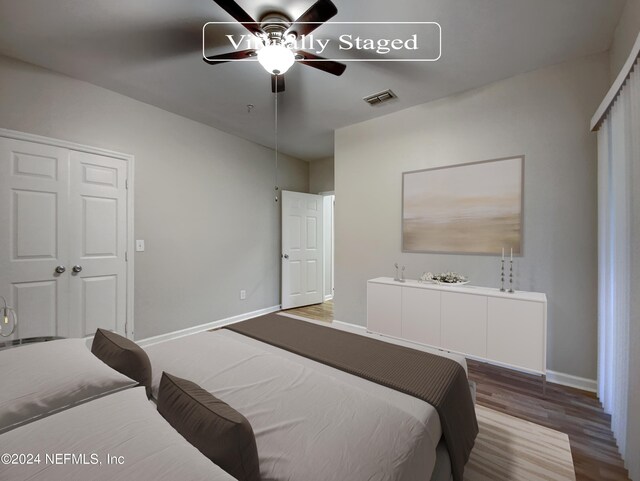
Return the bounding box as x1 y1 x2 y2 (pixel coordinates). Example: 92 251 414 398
286 0 338 38
211 0 263 36
271 75 285 93
295 50 346 76
203 48 256 65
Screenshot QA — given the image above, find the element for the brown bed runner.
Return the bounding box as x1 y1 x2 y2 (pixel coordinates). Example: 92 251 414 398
226 313 478 481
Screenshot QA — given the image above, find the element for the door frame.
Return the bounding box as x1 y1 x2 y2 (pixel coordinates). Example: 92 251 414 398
320 191 335 302
0 128 136 339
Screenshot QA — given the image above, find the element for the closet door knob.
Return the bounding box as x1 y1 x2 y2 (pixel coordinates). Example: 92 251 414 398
72 265 83 273
55 266 66 274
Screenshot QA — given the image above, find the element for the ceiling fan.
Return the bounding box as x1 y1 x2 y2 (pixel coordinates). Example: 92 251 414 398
203 0 347 93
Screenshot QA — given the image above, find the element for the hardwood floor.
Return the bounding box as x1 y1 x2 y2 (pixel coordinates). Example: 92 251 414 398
468 360 630 481
283 300 334 322
282 301 630 481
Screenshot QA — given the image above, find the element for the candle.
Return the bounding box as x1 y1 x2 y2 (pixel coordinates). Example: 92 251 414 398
510 248 513 261
502 247 504 260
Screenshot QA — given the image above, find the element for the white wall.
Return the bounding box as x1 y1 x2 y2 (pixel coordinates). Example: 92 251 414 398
335 53 609 381
0 54 309 340
309 156 335 193
610 0 640 81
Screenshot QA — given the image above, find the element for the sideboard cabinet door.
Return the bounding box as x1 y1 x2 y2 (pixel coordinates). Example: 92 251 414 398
441 292 487 358
367 283 402 337
487 297 545 373
401 287 441 347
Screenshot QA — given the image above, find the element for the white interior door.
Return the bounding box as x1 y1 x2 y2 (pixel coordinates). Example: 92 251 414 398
0 138 70 340
68 151 128 337
281 191 324 310
0 133 131 340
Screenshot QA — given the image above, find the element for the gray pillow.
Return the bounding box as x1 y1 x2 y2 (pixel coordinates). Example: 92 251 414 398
157 372 261 481
91 328 152 397
0 339 136 433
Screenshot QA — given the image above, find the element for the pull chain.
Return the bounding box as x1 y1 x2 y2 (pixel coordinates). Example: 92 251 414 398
274 80 279 203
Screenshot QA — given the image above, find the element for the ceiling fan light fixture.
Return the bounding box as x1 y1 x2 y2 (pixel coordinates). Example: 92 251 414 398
258 44 295 75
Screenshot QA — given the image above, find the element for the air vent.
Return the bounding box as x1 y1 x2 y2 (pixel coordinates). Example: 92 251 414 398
363 89 398 106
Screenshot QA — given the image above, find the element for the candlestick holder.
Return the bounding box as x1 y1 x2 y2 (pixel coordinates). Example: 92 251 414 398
508 258 515 293
500 259 506 292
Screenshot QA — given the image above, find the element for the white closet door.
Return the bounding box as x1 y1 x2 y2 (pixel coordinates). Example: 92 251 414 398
0 138 70 340
68 151 128 337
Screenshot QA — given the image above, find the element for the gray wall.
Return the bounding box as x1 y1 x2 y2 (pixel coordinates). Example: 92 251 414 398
610 0 640 81
334 53 609 380
0 54 309 340
309 156 335 193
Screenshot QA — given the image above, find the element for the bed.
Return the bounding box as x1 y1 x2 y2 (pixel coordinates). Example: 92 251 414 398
0 387 237 481
0 338 136 434
0 337 240 481
144 314 476 481
0 313 476 481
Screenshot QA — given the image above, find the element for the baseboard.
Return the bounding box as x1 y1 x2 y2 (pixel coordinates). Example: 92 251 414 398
137 305 281 347
546 370 597 393
323 294 334 302
332 319 366 333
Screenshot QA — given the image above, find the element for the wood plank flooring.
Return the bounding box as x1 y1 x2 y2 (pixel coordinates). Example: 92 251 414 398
467 404 576 481
283 300 334 322
284 301 630 481
468 360 630 481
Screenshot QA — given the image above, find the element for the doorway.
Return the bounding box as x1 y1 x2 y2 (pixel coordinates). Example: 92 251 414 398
282 192 334 323
322 193 334 302
280 191 324 310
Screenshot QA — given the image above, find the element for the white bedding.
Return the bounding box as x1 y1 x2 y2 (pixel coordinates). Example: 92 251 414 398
0 338 137 433
145 326 467 481
0 387 237 481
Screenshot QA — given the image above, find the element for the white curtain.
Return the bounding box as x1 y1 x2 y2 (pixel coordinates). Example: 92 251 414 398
597 58 640 478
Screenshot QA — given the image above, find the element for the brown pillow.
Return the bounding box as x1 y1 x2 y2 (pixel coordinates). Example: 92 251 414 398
91 328 152 397
157 372 260 481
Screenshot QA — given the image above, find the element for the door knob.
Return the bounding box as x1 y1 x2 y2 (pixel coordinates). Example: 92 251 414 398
283 254 289 259
72 265 83 273
55 266 66 274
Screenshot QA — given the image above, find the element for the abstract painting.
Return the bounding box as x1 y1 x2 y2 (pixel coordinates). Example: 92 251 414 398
402 156 523 255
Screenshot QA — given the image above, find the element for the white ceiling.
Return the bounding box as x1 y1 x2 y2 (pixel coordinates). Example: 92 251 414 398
0 0 625 160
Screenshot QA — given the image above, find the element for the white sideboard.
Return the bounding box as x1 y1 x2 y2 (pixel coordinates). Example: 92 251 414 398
367 277 547 374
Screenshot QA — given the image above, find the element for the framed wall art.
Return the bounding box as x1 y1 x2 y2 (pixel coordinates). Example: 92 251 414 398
402 156 524 255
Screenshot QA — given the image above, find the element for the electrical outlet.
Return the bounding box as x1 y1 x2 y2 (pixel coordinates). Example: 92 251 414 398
135 240 145 252
240 290 246 300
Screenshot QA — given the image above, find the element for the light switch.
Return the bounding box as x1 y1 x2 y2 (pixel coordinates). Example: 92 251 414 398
136 240 145 252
